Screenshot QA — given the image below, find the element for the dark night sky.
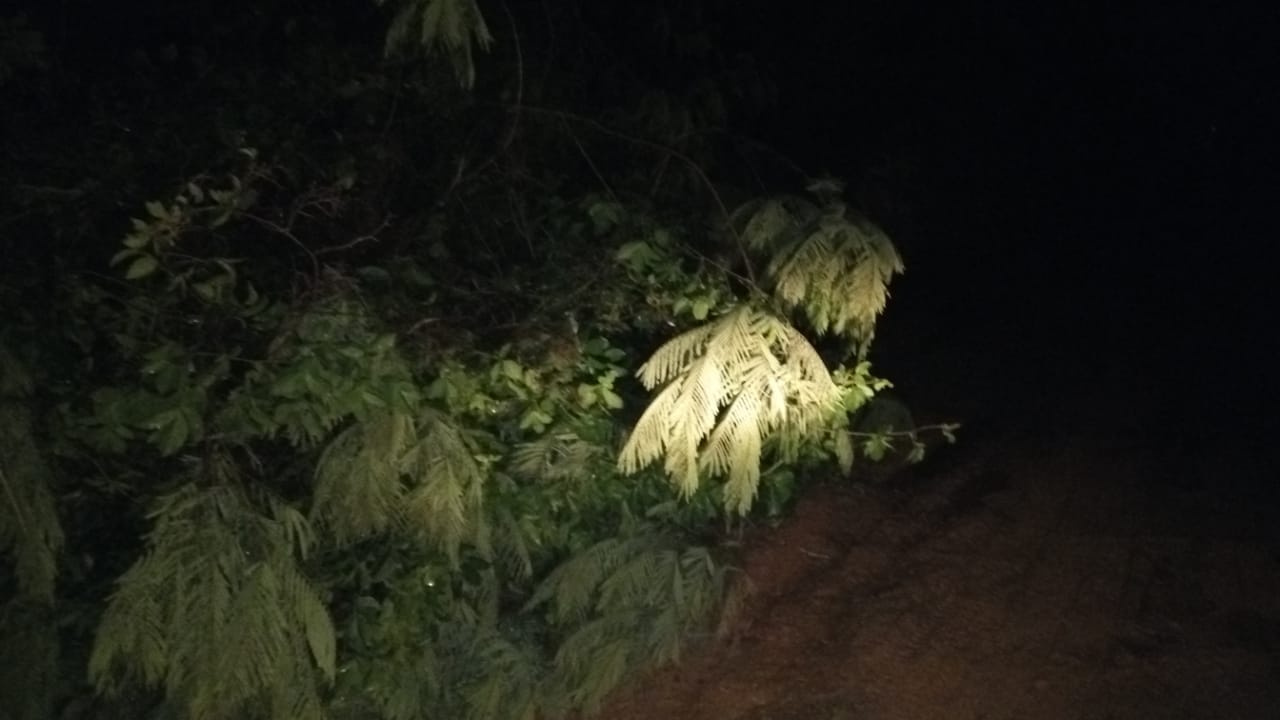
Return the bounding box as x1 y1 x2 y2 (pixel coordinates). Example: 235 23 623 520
13 1 1278 441
728 3 1278 422
680 2 1280 490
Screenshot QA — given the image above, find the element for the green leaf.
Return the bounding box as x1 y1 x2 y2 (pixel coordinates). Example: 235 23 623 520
500 359 524 382
152 411 189 455
599 388 623 410
861 434 890 462
110 248 139 266
125 255 159 279
615 240 656 269
941 424 959 444
588 200 624 234
833 431 854 474
144 200 167 219
519 408 553 432
193 280 218 302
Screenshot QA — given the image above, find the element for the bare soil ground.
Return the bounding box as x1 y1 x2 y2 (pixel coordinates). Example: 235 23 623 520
599 369 1280 720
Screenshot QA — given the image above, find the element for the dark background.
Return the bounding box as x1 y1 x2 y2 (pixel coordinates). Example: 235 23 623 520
731 3 1278 455
11 0 1279 470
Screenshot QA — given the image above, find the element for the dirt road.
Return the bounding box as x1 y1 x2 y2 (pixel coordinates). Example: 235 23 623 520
599 369 1280 720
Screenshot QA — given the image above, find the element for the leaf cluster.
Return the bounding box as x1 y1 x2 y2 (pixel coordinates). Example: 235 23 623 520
0 3 939 719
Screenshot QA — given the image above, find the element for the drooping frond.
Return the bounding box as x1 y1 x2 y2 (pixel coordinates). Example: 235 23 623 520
736 194 816 252
402 407 488 564
619 306 842 513
461 626 542 720
528 528 727 717
349 639 445 720
736 195 903 345
510 431 605 484
311 411 414 543
490 503 535 580
312 407 489 563
381 0 493 87
525 533 669 624
89 481 333 720
0 400 64 601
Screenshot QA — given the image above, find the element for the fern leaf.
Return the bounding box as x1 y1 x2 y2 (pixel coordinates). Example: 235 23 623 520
90 481 334 720
618 306 842 513
382 0 493 87
510 431 603 483
636 323 715 389
742 193 904 343
492 505 534 580
403 408 488 563
526 534 661 623
616 380 682 475
282 562 337 681
463 628 541 720
535 529 728 717
311 413 409 543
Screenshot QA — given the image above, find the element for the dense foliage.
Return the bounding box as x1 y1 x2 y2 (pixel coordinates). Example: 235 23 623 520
0 2 951 718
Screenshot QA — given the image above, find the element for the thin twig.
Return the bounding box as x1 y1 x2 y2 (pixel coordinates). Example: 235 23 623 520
562 120 618 203
314 216 393 256
241 211 320 280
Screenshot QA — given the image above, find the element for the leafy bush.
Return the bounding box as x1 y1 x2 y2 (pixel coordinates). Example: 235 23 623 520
0 3 952 719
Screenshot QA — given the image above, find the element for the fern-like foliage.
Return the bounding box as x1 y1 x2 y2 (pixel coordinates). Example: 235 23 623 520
312 407 488 565
526 527 726 716
333 617 544 720
458 624 543 720
403 408 490 563
0 400 64 602
311 411 413 543
510 431 605 484
618 306 841 514
735 193 904 345
90 479 334 720
380 0 493 87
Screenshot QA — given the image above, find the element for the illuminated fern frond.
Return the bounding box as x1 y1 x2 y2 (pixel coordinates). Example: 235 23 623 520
382 0 493 87
90 481 332 720
700 373 767 514
636 322 717 389
616 379 680 475
739 194 904 345
733 195 816 253
0 401 64 601
619 306 842 513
